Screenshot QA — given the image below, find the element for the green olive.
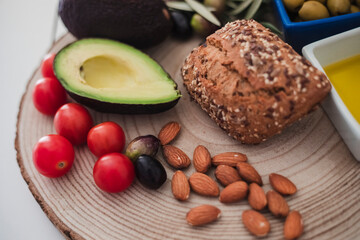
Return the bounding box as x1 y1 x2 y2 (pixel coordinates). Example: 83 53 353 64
283 0 305 12
350 4 360 11
204 0 226 15
327 0 351 15
299 1 330 20
191 14 219 37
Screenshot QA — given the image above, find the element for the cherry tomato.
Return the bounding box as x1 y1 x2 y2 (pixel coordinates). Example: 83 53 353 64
87 122 126 158
41 53 57 79
93 153 135 193
32 77 67 115
33 134 75 178
54 103 93 145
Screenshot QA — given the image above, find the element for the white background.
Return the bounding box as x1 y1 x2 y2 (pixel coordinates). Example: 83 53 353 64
0 1 66 239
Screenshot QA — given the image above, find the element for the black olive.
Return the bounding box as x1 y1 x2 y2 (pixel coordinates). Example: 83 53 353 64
170 11 192 39
135 155 167 189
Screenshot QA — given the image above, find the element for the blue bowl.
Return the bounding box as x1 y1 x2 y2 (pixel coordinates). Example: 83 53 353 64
273 0 360 53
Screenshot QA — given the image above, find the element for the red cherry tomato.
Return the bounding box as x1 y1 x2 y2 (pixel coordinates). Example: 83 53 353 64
41 53 57 79
93 153 135 193
32 77 67 115
54 103 93 145
33 134 75 178
87 122 126 158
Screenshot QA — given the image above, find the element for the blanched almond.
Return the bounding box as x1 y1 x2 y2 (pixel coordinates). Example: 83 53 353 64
162 145 191 169
267 190 289 217
171 171 190 201
269 173 297 195
248 183 267 211
193 145 211 173
186 205 221 226
189 172 219 197
242 210 270 237
284 211 303 240
158 121 181 145
219 181 248 203
215 165 241 186
236 162 263 185
212 152 248 166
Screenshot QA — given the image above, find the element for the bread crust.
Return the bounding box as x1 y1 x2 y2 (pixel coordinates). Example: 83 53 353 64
181 20 331 144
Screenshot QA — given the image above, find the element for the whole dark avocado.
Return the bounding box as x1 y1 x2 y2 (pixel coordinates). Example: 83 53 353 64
59 0 173 48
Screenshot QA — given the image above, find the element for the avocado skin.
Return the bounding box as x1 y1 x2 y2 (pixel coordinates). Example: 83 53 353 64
67 91 180 114
59 0 172 48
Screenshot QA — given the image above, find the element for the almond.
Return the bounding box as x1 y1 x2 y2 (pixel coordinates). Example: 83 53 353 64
215 165 241 186
236 162 263 185
269 173 297 195
171 171 190 201
267 190 289 217
186 205 221 226
248 183 267 211
189 172 219 197
212 152 248 166
219 181 248 203
193 145 211 173
242 210 270 237
284 211 303 240
158 121 181 145
162 145 191 169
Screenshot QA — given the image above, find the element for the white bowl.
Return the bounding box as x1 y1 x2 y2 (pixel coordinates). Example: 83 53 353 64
302 27 360 161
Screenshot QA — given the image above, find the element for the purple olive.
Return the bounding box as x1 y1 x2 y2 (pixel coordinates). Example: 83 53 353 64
125 135 160 162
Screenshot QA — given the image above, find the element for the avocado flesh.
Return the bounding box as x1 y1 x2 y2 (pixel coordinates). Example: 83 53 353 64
54 38 181 112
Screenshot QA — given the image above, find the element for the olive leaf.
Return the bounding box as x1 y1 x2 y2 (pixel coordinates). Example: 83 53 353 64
226 1 238 9
184 0 221 26
230 0 253 15
166 1 194 11
244 0 262 19
166 1 215 12
260 22 283 35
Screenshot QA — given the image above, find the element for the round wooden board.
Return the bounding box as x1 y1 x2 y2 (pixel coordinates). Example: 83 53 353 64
16 34 360 240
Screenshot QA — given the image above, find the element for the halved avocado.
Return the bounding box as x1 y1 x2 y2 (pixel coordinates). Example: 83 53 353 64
54 38 181 114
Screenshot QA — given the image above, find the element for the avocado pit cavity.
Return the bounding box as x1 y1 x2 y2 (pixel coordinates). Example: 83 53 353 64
80 55 135 89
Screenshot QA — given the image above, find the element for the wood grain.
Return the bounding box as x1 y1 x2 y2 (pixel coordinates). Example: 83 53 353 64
15 34 360 240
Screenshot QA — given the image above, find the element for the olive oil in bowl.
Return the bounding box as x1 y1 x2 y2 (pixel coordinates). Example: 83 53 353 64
324 54 360 124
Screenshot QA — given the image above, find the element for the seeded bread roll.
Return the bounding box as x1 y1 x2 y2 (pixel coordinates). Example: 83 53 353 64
181 20 331 144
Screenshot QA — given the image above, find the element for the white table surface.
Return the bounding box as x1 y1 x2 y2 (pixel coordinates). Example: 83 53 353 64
0 1 67 239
